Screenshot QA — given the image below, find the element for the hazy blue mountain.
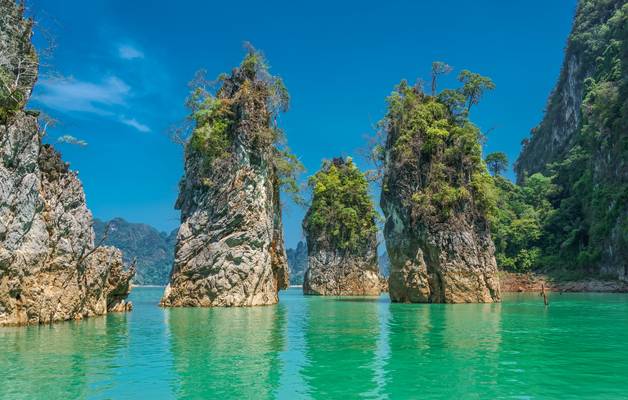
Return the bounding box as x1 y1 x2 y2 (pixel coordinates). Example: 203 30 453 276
94 218 176 285
286 241 308 285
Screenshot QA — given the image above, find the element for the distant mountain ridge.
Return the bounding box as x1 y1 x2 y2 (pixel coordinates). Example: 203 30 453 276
286 241 308 285
94 218 176 285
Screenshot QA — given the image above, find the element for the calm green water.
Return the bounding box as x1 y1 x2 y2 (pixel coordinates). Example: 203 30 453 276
1 288 627 399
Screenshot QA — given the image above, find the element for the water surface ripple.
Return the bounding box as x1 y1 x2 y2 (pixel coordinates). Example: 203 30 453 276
1 288 627 399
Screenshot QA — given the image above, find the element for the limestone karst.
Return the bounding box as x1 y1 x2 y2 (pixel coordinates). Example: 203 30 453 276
302 157 381 296
0 0 134 325
514 0 627 279
160 48 298 307
379 79 501 303
287 241 308 285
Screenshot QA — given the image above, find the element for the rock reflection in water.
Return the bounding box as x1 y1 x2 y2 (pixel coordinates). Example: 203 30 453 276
166 304 286 399
0 313 130 399
384 302 502 398
301 295 383 398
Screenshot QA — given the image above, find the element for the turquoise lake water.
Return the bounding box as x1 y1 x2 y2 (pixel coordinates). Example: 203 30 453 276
1 287 627 399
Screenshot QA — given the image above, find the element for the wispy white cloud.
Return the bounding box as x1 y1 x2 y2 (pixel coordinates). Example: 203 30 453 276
118 44 144 60
35 76 130 115
120 117 151 132
32 39 160 134
34 76 152 133
57 135 88 147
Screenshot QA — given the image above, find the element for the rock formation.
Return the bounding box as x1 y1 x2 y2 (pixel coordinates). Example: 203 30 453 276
94 218 177 286
0 0 134 325
286 241 308 285
379 79 500 303
515 0 627 280
161 48 295 307
379 250 390 277
515 0 625 179
302 158 381 296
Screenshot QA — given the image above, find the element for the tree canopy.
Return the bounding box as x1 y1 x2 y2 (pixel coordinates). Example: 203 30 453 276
181 45 303 202
485 152 509 176
458 70 495 112
377 66 496 223
303 157 377 252
431 61 452 95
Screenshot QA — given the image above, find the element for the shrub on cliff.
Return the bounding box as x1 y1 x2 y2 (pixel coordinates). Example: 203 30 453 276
513 1 627 274
177 45 303 201
303 157 377 252
376 68 496 223
0 2 38 121
490 174 556 271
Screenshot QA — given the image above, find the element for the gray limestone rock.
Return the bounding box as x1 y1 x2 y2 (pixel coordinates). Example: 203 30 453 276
0 0 134 325
0 111 134 325
161 52 289 307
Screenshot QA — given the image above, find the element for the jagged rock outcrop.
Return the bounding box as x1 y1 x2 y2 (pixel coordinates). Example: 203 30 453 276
94 218 177 285
161 49 293 307
0 0 133 325
379 80 500 303
515 0 624 180
302 158 381 296
286 241 308 285
303 244 381 296
515 0 627 280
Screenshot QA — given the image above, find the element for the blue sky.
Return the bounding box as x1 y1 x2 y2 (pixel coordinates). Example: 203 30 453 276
28 0 577 248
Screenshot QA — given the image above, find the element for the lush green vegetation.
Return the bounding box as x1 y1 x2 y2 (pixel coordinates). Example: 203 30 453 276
304 157 377 251
501 1 627 274
485 152 508 176
544 1 628 272
0 67 25 121
183 46 303 200
0 10 37 123
377 64 496 222
489 166 556 272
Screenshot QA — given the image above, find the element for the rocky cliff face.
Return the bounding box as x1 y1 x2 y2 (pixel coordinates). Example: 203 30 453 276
379 81 500 303
94 218 176 285
0 0 133 325
515 0 627 279
302 158 381 296
379 250 390 277
303 248 381 296
286 241 307 285
515 0 623 179
161 50 291 307
302 231 381 296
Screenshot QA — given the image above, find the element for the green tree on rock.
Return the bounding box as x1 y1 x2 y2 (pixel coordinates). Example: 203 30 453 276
303 157 377 252
458 70 495 112
489 175 553 272
375 72 497 222
485 152 509 176
431 61 452 95
176 45 303 203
